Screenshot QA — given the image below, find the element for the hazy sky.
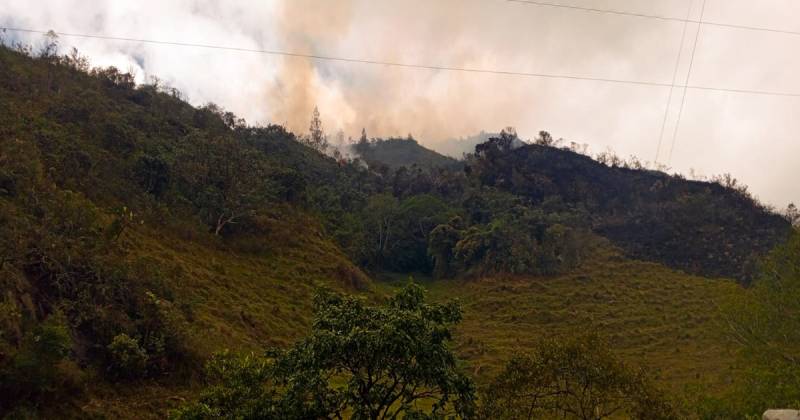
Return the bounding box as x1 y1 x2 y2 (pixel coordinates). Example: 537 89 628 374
2 0 798 207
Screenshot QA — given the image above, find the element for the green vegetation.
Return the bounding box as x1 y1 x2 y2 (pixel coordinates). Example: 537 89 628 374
431 203 588 278
412 243 743 394
481 334 678 419
692 231 800 417
0 40 795 419
173 284 475 420
0 43 371 416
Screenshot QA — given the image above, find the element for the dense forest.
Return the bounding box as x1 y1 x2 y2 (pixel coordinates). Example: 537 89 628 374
0 40 799 419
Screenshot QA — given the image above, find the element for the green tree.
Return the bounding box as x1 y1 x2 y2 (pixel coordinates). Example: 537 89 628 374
428 218 463 279
106 333 149 380
480 334 678 420
178 134 273 235
702 231 800 416
0 314 74 412
174 284 475 419
133 154 171 198
363 193 399 266
387 195 453 272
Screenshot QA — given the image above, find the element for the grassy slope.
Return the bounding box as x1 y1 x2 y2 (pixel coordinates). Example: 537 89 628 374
79 240 740 417
381 240 741 395
68 213 374 418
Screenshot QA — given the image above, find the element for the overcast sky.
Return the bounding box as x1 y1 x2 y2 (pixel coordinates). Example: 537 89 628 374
2 0 798 207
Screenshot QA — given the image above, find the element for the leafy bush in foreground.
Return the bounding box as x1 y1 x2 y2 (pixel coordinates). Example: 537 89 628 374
173 284 475 419
480 334 679 420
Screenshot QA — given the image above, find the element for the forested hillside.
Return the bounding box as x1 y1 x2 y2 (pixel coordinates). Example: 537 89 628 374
464 135 791 281
0 44 378 416
0 43 797 418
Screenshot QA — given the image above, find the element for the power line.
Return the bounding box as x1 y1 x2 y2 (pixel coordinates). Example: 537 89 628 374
701 19 800 38
0 27 677 88
655 0 693 165
506 0 684 22
505 0 800 38
668 0 707 164
2 26 800 99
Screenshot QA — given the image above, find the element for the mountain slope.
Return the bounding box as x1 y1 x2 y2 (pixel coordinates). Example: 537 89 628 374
354 137 460 170
433 244 740 393
0 44 790 418
466 138 791 281
0 45 375 417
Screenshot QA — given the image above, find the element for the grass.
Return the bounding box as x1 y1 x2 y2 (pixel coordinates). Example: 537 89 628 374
379 240 743 395
75 223 742 417
69 211 374 418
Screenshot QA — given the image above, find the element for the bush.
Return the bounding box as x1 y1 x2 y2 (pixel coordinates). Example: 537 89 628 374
173 284 475 419
0 314 74 413
696 232 800 416
430 204 587 278
481 334 679 420
106 333 149 380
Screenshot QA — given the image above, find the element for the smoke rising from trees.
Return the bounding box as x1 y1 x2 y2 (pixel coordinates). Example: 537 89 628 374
2 0 799 206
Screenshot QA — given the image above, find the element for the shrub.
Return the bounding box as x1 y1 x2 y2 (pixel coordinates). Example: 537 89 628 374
0 314 74 412
106 333 148 380
481 334 679 420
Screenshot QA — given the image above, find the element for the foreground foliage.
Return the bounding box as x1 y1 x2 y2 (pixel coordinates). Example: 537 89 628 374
173 284 475 419
693 231 800 417
480 334 678 420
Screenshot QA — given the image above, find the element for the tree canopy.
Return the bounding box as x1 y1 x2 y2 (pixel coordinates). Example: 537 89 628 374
696 231 800 417
173 284 475 419
480 334 678 420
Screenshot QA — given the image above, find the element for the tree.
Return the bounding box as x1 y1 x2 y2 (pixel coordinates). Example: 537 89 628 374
0 314 73 412
438 203 586 277
133 154 170 198
178 134 273 235
173 284 476 419
480 334 678 420
363 194 399 266
707 231 800 415
354 128 370 155
383 195 453 272
428 218 463 279
535 130 554 146
724 232 800 365
305 106 328 152
784 203 799 226
39 30 59 59
468 130 519 189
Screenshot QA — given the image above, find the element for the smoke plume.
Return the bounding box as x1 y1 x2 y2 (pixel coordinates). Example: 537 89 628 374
1 0 799 207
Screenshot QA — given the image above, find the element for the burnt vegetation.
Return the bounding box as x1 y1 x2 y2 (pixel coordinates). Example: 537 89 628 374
464 133 791 282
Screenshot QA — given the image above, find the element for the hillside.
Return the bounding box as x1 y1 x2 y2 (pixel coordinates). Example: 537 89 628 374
353 137 460 170
0 45 377 417
466 136 791 281
0 44 795 418
379 240 742 394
